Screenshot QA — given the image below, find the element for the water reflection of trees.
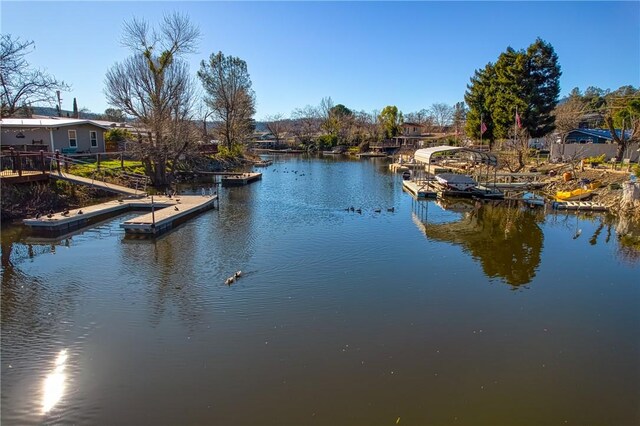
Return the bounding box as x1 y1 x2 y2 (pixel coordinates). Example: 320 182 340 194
120 185 258 329
551 212 640 264
609 215 640 264
412 199 544 286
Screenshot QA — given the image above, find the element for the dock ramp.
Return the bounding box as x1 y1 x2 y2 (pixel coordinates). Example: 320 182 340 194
50 171 144 196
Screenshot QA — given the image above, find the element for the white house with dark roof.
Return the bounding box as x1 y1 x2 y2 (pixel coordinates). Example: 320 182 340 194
1 117 111 153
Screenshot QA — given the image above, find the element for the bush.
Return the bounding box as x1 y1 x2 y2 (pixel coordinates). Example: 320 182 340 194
317 134 338 150
633 163 640 178
583 154 606 165
69 159 145 177
216 144 244 159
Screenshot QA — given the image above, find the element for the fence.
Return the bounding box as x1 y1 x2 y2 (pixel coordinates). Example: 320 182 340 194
550 142 640 162
1 150 150 191
0 149 50 177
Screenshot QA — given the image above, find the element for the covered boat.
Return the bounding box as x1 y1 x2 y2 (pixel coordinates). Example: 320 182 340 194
435 173 477 191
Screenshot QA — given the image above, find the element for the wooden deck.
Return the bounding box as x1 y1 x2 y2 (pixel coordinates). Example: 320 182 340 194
0 170 49 183
23 195 218 236
221 172 262 186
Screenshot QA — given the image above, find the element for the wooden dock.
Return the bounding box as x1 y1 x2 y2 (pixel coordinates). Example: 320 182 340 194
23 195 218 236
402 180 438 198
121 195 217 234
253 160 273 167
553 201 607 211
221 172 262 186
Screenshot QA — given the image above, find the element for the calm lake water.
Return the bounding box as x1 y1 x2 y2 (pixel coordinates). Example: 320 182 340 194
1 155 639 425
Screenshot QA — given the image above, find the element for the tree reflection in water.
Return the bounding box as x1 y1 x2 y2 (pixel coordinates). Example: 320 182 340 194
412 199 544 286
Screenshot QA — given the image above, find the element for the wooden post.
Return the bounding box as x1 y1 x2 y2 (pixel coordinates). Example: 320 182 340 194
97 153 101 172
120 152 124 170
55 150 61 174
10 148 16 173
16 151 22 176
64 154 70 173
151 195 156 229
40 150 46 174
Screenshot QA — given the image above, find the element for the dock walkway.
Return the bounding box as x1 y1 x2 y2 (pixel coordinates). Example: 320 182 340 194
553 201 607 211
24 195 218 236
121 195 217 234
51 172 143 196
221 172 262 186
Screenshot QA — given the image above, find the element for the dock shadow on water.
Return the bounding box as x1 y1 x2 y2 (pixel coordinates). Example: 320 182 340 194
2 155 639 425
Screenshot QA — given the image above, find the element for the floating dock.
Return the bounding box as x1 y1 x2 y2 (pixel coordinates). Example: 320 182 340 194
402 180 437 198
121 195 217 234
221 172 262 186
23 195 218 236
553 201 607 211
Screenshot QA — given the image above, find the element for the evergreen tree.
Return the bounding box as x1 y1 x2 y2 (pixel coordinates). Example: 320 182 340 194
73 97 78 118
492 47 528 139
523 38 561 137
464 38 561 145
464 64 496 148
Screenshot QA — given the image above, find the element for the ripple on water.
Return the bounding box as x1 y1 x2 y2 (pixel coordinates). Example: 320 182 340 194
2 156 639 425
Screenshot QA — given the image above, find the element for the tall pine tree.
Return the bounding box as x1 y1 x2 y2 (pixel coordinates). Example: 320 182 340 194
465 38 561 145
464 64 496 149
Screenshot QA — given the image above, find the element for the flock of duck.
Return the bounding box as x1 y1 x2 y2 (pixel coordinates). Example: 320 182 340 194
36 208 83 219
344 206 395 214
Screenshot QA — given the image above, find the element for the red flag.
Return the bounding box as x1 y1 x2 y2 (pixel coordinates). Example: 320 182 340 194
516 112 522 129
480 122 487 135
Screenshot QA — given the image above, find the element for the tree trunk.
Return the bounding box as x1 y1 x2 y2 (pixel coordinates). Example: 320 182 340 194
616 143 626 162
605 115 627 162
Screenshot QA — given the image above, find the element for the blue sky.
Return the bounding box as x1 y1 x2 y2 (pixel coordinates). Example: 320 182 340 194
2 1 639 120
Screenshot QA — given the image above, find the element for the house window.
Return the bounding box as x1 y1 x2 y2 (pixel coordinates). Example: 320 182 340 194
68 130 77 147
90 130 98 148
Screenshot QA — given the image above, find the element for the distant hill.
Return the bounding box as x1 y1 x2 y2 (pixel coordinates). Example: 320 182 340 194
28 107 271 133
254 122 268 132
32 106 104 120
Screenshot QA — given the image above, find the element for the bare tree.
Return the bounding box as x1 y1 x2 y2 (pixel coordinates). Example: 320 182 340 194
429 103 454 131
405 109 437 133
0 34 70 117
104 13 200 186
349 110 378 145
198 51 256 151
290 105 320 146
553 96 585 141
264 113 288 145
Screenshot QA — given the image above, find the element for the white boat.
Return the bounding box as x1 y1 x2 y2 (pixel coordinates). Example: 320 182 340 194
435 173 477 191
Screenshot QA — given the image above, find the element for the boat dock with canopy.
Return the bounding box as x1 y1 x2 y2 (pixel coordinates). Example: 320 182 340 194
405 145 503 199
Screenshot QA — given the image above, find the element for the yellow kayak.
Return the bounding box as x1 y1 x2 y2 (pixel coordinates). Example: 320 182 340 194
555 188 593 201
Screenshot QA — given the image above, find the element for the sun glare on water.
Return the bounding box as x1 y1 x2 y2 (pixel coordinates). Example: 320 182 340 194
41 349 68 414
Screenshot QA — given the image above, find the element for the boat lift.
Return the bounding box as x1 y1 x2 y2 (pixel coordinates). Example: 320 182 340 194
412 145 500 196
